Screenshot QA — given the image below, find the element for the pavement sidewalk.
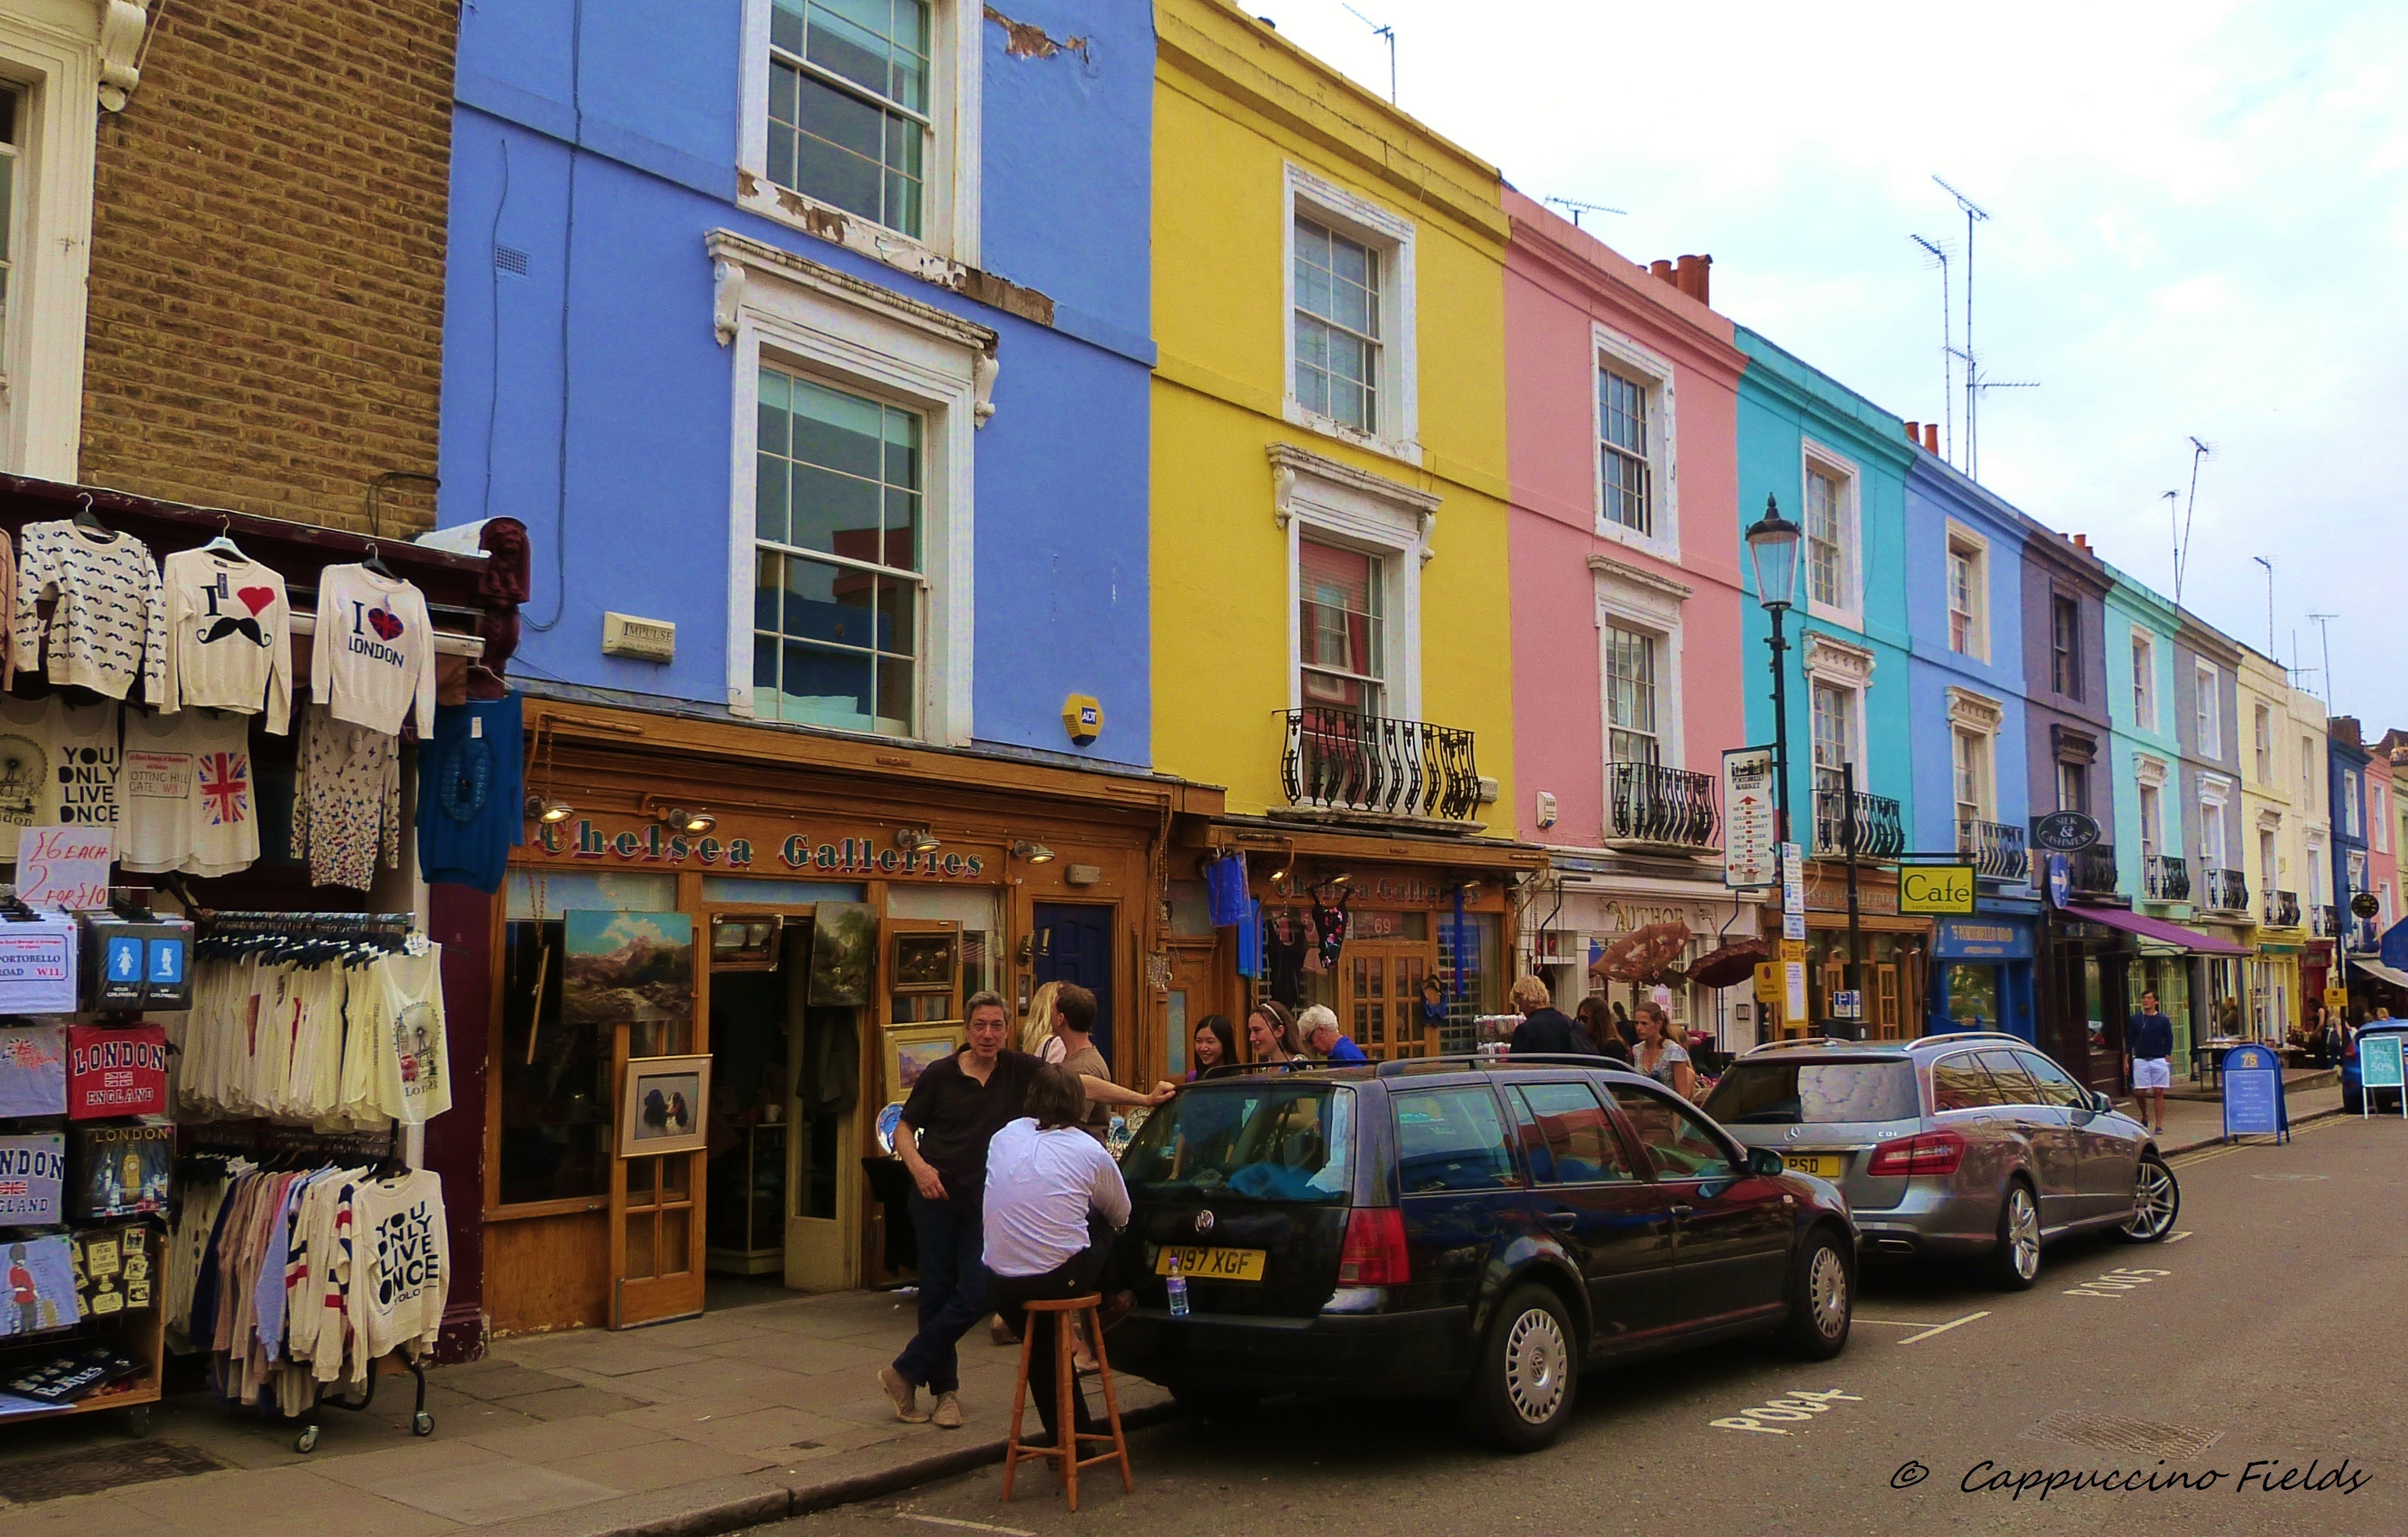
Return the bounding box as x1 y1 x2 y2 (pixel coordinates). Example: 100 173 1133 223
2134 1079 2343 1156
0 1287 1167 1537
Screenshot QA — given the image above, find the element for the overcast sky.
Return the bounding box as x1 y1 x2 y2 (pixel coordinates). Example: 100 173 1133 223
1254 0 2408 730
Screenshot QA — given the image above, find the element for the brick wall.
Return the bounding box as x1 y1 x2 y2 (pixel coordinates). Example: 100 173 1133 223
80 0 458 535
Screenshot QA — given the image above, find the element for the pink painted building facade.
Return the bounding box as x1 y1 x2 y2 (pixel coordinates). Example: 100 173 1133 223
1501 192 1762 1041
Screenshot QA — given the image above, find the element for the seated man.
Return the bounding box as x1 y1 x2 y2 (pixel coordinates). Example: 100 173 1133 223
983 1064 1134 1445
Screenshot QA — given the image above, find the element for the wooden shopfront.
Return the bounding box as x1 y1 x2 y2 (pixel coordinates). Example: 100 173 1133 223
484 698 1209 1335
1161 822 1545 1070
1793 865 1932 1040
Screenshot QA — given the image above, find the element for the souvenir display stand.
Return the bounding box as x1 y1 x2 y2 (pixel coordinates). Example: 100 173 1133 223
0 485 511 1446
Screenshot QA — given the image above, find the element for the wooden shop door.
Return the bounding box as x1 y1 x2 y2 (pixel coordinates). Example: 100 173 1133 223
1342 941 1436 1060
610 1003 708 1329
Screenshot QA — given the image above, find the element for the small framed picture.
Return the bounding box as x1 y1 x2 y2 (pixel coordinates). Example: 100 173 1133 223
892 932 957 991
886 1024 964 1102
619 1053 712 1157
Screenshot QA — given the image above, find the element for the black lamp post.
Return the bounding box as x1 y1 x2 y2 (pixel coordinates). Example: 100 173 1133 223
1745 495 1802 846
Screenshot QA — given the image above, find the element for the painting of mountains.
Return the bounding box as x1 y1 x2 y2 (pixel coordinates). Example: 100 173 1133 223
563 910 695 1030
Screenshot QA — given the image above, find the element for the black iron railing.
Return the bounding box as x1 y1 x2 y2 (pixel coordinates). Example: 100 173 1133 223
2202 867 2249 913
2070 843 2121 896
2143 854 2191 902
1282 707 1481 821
1957 819 2029 881
1812 786 1905 860
1605 761 1721 851
2265 889 2301 928
2312 903 2339 938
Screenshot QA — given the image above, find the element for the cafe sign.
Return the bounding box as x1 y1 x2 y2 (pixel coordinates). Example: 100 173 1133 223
532 818 989 880
1897 865 1976 916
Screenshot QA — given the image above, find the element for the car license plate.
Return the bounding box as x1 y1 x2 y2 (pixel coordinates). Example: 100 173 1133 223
1154 1245 1267 1282
1784 1154 1843 1179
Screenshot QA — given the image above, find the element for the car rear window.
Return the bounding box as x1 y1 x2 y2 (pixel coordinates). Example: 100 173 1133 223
1121 1083 1353 1203
1702 1059 1920 1124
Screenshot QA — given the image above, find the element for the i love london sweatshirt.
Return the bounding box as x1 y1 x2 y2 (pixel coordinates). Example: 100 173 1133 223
159 549 294 734
309 565 435 739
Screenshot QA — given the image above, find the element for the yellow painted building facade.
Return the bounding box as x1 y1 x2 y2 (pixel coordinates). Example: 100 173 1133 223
1149 0 1516 815
2237 646 2305 1035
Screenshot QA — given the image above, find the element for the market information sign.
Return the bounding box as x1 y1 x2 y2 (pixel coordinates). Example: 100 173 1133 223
1898 865 1976 915
2359 1034 2407 1121
2030 811 2101 854
1722 747 1778 890
2221 1043 2289 1142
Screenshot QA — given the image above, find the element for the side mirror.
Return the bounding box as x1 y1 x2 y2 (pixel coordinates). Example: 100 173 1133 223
2090 1090 2114 1116
1749 1147 1787 1178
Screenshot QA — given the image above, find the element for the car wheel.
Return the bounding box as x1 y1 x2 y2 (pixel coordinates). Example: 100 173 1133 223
1460 1284 1579 1452
1775 1226 1853 1360
2119 1153 2179 1242
1984 1179 2042 1291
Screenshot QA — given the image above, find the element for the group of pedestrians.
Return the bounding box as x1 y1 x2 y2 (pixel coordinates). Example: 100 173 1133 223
878 986 1174 1440
1183 1000 1370 1079
1506 975 1705 1100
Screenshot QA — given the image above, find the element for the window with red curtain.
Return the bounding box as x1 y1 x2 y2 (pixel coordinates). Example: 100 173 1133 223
1299 540 1383 714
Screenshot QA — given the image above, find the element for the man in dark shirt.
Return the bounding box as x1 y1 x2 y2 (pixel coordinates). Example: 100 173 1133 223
2125 989 2177 1135
1505 974 1599 1057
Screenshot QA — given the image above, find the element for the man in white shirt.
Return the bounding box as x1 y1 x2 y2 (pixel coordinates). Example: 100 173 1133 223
983 1064 1133 1446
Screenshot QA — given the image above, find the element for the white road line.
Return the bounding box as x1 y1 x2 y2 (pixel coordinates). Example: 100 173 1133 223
1895 1310 1990 1344
2163 1230 2194 1245
896 1517 1038 1537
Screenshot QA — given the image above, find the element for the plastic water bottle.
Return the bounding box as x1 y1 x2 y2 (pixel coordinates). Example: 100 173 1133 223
1166 1252 1190 1319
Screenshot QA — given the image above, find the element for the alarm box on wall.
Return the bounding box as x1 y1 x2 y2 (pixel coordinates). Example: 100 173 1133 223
76 916 192 1013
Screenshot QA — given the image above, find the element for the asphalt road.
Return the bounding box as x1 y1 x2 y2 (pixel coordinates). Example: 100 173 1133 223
769 1115 2406 1537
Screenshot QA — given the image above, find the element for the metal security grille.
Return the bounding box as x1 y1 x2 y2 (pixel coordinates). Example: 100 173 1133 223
2022 1410 2224 1460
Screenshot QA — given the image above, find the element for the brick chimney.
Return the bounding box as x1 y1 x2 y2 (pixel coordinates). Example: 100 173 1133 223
2071 534 2090 551
1674 253 1712 304
1903 421 1922 446
2333 716 2363 749
1649 259 1676 287
1924 423 1939 453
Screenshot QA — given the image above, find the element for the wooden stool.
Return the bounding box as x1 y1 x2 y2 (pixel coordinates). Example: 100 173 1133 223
1001 1294 1132 1512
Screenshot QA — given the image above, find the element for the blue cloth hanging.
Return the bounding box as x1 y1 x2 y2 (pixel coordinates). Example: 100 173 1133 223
1238 898 1262 979
1205 851 1251 926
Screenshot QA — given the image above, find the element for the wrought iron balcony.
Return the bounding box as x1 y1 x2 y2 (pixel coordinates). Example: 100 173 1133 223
1605 760 1721 852
1957 819 2029 881
1812 786 1905 860
2311 903 2338 938
2202 867 2250 914
2070 843 2121 896
2264 889 2301 928
1282 707 1481 821
2143 854 2191 903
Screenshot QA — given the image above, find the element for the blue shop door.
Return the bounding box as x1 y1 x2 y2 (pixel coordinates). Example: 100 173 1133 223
1034 903 1116 1063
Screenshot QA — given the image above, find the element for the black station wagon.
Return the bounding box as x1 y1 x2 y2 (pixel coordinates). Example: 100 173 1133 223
1106 1055 1860 1450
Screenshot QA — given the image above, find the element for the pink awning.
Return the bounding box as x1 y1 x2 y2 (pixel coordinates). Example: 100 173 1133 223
2062 905 2251 956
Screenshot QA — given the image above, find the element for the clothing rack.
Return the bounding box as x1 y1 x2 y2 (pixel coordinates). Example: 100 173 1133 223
190 910 418 961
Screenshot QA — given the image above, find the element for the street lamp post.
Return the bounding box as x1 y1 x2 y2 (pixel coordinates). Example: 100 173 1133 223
1747 497 1803 1037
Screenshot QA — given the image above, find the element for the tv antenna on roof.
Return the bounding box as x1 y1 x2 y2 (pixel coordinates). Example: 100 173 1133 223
1545 197 1628 229
1342 4 1397 104
1909 234 1953 465
2307 612 2337 714
2174 436 2213 606
1933 176 1992 474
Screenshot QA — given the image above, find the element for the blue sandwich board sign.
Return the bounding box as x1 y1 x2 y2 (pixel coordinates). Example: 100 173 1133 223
2358 1033 2407 1121
2221 1044 2288 1142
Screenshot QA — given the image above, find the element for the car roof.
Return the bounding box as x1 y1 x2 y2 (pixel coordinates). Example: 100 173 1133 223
1735 1030 2032 1061
1185 1054 1661 1089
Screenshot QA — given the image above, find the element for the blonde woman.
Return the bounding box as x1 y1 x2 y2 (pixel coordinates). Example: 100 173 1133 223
1020 981 1068 1064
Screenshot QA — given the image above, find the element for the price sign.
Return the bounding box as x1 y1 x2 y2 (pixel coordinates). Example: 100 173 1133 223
1722 748 1778 890
15 826 113 912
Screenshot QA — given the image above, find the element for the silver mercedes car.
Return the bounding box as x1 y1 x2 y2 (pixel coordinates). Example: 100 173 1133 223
1700 1031 2179 1289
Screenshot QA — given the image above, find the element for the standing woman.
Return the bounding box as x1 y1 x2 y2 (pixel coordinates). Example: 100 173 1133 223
1633 1003 1696 1101
1576 998 1629 1063
1246 1001 1302 1064
1020 981 1067 1065
1188 1015 1239 1081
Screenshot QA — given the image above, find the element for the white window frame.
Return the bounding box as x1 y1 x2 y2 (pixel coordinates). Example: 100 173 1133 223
2376 783 2391 853
0 10 99 479
2383 880 2395 928
1799 440 1861 628
1590 324 1677 561
2130 629 2156 732
2252 702 2272 785
736 0 982 281
1950 726 1990 823
708 229 992 745
2198 773 2232 868
2303 735 2320 811
2307 834 2328 905
2194 660 2220 761
2135 756 2166 863
1591 553 1690 776
1283 164 1419 465
1810 680 1858 784
1945 686 2000 829
2344 769 2362 838
1943 522 1987 662
1271 441 1438 721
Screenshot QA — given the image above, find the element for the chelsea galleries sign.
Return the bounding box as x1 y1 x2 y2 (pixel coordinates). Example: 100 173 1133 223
533 817 988 881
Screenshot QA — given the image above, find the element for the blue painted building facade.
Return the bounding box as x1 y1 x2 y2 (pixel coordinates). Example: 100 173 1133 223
439 0 1156 766
1735 330 1918 1035
1902 444 2038 1040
